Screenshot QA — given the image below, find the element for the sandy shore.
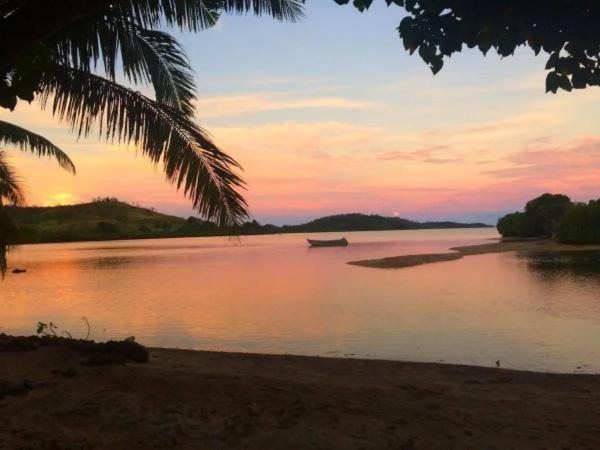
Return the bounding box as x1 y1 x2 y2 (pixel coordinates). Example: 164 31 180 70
348 238 600 269
2 344 600 449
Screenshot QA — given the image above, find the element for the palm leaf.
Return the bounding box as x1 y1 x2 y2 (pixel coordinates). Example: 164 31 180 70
0 1 20 18
0 120 76 173
38 65 247 226
0 204 19 278
215 0 305 22
122 0 304 30
50 0 305 111
53 15 196 115
135 28 196 115
0 153 22 278
121 0 220 32
0 151 24 206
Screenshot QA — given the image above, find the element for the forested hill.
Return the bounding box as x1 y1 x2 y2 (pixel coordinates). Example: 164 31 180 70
6 200 490 244
280 213 490 232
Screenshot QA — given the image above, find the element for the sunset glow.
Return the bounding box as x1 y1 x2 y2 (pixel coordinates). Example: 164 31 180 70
2 3 599 224
43 192 78 207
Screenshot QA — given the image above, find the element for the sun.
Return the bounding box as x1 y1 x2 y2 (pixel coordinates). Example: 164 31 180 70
43 193 77 207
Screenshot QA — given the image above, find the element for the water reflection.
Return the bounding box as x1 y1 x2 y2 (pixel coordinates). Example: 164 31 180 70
91 256 136 270
2 229 600 373
514 251 600 324
524 251 600 278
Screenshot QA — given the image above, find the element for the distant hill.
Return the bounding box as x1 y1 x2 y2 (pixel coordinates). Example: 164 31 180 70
280 213 490 233
6 199 216 244
6 200 491 244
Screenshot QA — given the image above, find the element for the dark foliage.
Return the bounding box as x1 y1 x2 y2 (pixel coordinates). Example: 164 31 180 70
281 213 488 233
0 333 149 364
557 200 600 244
497 193 573 238
0 0 305 274
0 203 19 276
496 212 539 238
335 0 600 93
0 1 306 263
96 221 120 233
524 193 572 237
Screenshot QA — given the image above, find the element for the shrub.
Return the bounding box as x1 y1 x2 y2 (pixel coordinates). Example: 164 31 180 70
497 212 539 238
557 200 600 244
524 193 572 237
497 193 573 238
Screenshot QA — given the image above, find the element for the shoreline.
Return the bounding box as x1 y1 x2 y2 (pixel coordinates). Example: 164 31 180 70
348 238 600 269
12 225 493 247
2 343 600 448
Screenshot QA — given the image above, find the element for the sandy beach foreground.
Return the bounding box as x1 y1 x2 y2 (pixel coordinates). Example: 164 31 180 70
2 344 600 449
348 238 600 269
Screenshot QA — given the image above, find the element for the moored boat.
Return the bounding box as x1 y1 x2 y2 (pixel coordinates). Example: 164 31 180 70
307 238 349 247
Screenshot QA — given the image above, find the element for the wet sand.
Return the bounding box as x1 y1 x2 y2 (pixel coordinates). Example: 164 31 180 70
2 344 600 449
348 238 600 269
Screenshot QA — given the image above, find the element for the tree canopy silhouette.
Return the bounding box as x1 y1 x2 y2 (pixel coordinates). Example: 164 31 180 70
0 0 304 275
497 193 574 239
335 0 600 93
558 199 600 244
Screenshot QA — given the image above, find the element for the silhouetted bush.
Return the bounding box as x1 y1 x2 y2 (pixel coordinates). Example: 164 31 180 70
558 200 600 244
497 193 573 238
497 212 539 237
524 193 572 237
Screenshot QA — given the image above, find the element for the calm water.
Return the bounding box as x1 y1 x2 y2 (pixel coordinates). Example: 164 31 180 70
2 228 600 373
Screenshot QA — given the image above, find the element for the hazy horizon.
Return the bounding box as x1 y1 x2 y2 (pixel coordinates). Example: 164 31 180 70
12 196 501 226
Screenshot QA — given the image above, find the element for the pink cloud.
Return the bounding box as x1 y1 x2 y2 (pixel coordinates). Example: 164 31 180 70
379 145 463 164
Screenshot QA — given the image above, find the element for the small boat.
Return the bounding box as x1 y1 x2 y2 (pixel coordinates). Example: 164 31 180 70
307 238 349 248
11 268 27 274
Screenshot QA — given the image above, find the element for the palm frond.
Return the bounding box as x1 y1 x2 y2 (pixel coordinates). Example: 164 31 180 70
214 0 305 22
0 0 22 18
123 0 220 32
0 120 76 173
127 27 196 115
122 0 305 30
0 150 24 206
0 204 19 278
53 15 196 115
0 153 24 277
0 0 304 94
38 65 247 226
50 1 305 111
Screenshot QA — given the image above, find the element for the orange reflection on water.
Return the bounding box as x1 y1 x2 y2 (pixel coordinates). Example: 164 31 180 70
2 229 600 373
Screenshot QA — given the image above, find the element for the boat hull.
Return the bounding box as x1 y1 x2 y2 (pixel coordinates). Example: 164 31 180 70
307 238 348 247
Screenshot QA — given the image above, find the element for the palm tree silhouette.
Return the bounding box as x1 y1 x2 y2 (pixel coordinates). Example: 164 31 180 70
0 121 76 275
0 0 304 275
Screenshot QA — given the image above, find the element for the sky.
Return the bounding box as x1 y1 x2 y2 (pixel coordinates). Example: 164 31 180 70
2 2 600 225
